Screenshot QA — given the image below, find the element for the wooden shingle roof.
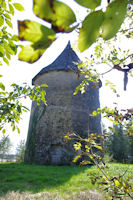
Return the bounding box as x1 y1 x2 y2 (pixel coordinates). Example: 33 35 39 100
32 41 81 84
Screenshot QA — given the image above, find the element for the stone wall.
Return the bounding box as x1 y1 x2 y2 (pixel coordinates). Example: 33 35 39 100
24 71 102 165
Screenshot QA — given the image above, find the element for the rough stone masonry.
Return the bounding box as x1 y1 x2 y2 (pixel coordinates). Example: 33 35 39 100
24 42 102 165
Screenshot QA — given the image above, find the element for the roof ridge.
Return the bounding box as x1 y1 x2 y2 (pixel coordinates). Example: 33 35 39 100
32 41 81 84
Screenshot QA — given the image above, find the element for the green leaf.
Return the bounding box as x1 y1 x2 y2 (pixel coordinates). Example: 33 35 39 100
12 124 15 131
22 106 30 111
7 37 15 46
3 42 14 55
4 13 11 19
114 179 120 187
18 20 55 44
18 20 56 62
0 46 4 55
33 0 76 31
3 56 9 65
5 19 13 28
2 129 6 134
18 44 45 63
73 155 81 163
11 83 17 87
0 82 5 90
9 4 15 15
12 35 19 41
0 30 3 37
17 105 21 113
94 144 103 150
13 3 24 11
2 1 7 9
78 10 104 52
73 142 81 151
6 52 11 60
10 45 17 55
75 0 101 10
17 127 20 134
101 0 128 40
41 84 48 87
0 16 4 27
92 110 98 116
80 160 92 166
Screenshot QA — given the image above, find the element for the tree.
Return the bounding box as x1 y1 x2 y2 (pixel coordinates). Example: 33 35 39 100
128 134 133 163
0 0 47 134
15 139 25 162
0 135 12 161
105 124 129 163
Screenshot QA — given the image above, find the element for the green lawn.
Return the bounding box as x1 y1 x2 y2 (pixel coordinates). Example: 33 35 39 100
0 163 133 199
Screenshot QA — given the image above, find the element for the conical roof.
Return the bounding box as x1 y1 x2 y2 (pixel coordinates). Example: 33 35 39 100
32 41 81 84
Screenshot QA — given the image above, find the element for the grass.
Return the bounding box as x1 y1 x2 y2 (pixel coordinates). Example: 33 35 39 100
0 163 133 199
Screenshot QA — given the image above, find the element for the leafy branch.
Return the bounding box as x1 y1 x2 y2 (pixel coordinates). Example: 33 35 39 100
65 132 133 199
100 53 133 76
16 0 132 63
0 83 47 133
0 0 24 65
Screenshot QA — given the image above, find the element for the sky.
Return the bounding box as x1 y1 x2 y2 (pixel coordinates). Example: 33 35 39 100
0 0 133 153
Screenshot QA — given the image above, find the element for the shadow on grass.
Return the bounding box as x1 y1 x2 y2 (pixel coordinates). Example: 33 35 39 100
0 162 90 196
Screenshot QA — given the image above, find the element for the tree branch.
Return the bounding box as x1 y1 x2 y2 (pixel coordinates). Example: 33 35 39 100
118 27 133 33
120 54 133 64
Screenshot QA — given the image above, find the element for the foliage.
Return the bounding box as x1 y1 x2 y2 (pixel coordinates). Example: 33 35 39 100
104 124 133 164
91 106 133 136
18 0 133 62
0 0 24 65
78 10 104 52
101 0 128 40
18 20 56 63
75 0 101 10
68 63 133 199
0 0 48 133
65 101 133 199
73 61 100 95
128 135 133 163
33 0 76 31
15 139 25 162
66 132 133 199
0 82 47 134
0 135 12 160
105 124 129 163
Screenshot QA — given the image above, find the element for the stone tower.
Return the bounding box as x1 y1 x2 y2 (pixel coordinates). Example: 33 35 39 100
24 42 102 165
